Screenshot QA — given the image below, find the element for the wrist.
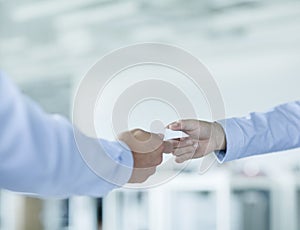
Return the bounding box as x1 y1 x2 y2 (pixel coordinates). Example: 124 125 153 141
213 122 226 151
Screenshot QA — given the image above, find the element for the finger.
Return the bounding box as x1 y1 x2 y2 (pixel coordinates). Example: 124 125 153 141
133 129 163 143
140 167 156 182
173 145 197 156
175 152 195 163
150 144 164 166
148 132 164 149
133 143 164 168
129 167 156 183
167 120 183 131
176 138 194 148
163 141 174 153
167 119 198 132
163 140 180 153
165 138 195 152
132 129 163 152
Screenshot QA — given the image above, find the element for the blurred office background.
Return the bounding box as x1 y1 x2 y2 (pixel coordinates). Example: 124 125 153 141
0 0 300 229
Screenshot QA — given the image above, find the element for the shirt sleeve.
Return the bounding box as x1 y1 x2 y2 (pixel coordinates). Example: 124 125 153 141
214 101 300 163
0 72 133 197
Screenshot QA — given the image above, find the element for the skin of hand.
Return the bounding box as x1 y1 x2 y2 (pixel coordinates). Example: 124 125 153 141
166 119 226 163
118 129 168 183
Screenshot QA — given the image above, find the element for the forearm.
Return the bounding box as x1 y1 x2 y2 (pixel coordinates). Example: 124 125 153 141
41 116 134 197
216 101 300 162
0 73 133 197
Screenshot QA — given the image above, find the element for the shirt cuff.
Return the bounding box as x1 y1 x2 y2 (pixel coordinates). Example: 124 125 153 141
99 139 134 187
213 118 245 163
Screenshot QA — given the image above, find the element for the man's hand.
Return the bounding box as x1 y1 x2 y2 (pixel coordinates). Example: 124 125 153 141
166 119 226 163
118 129 166 183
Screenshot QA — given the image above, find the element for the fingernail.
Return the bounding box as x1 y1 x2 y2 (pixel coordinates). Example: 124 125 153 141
170 122 179 127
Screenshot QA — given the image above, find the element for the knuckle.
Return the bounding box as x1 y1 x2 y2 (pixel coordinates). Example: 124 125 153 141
133 128 148 136
176 158 183 163
131 128 140 133
139 177 147 183
150 155 162 166
173 149 181 156
155 155 163 165
158 144 165 152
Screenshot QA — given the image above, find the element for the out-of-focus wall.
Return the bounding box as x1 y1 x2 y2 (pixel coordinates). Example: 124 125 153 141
0 0 300 229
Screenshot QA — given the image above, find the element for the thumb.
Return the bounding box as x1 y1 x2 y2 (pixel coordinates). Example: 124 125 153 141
163 140 180 153
168 119 197 132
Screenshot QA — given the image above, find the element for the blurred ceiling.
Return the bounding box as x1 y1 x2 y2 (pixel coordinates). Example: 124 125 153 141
1 0 300 83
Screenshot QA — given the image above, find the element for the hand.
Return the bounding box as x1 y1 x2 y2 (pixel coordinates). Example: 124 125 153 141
166 119 226 163
118 129 166 183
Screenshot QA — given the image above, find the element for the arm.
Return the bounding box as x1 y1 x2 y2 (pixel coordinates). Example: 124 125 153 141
0 72 134 197
217 101 300 162
0 72 167 197
167 101 300 163
0 75 133 196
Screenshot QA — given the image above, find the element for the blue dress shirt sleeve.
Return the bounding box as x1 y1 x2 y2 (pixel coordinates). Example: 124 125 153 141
215 101 300 162
0 72 133 197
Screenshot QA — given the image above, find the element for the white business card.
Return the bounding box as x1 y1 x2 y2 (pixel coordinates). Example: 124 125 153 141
163 129 189 140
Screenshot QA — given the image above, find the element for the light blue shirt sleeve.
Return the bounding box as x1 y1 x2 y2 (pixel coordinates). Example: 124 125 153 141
215 101 300 162
0 72 133 197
